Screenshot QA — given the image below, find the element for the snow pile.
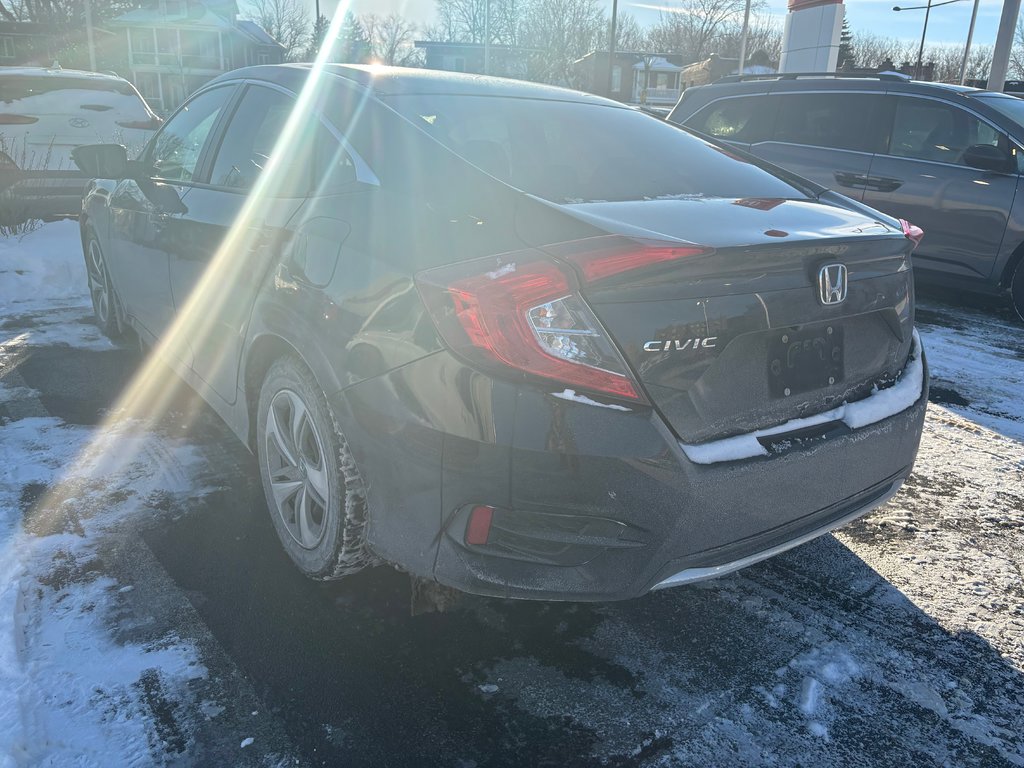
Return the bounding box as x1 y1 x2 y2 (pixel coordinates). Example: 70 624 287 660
0 411 209 765
0 220 86 311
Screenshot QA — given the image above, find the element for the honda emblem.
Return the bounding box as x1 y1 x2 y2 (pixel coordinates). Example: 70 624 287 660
818 264 848 305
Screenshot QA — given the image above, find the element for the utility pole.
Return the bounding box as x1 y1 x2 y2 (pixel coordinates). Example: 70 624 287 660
84 0 97 71
483 0 490 75
959 0 980 84
606 0 618 96
990 0 1023 91
914 0 933 79
738 0 752 74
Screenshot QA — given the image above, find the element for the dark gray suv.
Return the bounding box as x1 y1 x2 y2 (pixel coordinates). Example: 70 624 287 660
669 73 1024 317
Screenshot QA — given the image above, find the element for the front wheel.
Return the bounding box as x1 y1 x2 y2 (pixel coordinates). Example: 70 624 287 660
1012 259 1024 322
84 233 124 340
256 356 374 580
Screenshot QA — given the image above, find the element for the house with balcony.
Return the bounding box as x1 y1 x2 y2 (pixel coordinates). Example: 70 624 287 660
110 0 284 114
573 51 686 106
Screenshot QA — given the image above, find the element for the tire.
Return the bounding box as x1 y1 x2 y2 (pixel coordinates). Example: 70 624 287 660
84 233 124 340
256 356 374 580
1012 259 1024 322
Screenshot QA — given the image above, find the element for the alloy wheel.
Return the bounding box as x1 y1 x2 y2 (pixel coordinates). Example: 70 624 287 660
86 239 110 327
264 388 331 549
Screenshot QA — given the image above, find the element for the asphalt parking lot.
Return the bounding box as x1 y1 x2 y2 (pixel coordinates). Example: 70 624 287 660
1 266 1022 766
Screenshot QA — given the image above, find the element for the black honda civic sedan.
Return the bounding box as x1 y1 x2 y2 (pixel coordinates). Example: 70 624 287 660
75 64 928 601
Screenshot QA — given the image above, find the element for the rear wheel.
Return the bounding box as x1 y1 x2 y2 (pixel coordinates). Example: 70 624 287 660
84 234 124 340
1012 260 1024 322
256 356 373 579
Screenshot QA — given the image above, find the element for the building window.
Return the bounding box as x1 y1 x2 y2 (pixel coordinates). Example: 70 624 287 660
611 65 621 93
257 51 270 65
0 37 14 59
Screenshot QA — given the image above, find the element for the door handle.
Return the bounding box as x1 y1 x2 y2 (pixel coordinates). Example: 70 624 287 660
833 171 903 193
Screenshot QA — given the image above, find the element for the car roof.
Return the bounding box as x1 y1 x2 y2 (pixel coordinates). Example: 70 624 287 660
209 63 620 106
0 66 130 84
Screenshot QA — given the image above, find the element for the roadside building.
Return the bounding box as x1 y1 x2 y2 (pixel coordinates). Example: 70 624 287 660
573 51 686 106
413 41 535 79
109 0 284 113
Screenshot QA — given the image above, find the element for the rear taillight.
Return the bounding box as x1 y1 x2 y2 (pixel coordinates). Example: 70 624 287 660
417 252 645 401
900 219 924 250
116 117 163 130
558 239 711 283
0 114 38 125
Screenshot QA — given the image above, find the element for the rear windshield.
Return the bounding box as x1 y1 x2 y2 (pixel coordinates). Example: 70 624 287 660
381 94 808 204
0 76 138 103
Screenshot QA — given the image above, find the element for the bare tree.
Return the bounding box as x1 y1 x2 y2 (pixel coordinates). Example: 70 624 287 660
433 0 520 44
245 0 309 62
365 12 419 65
646 0 754 62
610 12 647 52
520 0 605 84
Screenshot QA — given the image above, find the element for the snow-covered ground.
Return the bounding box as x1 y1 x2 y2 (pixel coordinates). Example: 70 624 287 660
0 221 1022 766
0 223 218 765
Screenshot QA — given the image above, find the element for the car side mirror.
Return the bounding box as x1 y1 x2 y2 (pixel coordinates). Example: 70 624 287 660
71 144 131 179
139 179 188 215
963 144 1015 174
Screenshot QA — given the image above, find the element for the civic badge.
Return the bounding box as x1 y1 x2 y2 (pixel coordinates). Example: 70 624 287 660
818 263 847 305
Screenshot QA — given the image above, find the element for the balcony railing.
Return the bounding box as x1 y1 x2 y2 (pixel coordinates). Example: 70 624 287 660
639 88 681 104
130 52 221 70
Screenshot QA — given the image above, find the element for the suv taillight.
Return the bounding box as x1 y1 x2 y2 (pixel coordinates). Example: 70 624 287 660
416 253 645 401
116 117 163 130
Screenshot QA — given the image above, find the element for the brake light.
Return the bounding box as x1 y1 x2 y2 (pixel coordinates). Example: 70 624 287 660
899 219 924 250
116 117 163 130
563 243 710 283
417 253 644 401
0 114 38 125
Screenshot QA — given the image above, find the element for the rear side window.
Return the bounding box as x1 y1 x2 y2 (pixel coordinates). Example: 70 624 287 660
685 96 774 143
887 96 1008 166
382 94 807 204
771 93 880 152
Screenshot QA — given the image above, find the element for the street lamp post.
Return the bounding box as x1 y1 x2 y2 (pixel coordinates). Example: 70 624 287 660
893 0 969 80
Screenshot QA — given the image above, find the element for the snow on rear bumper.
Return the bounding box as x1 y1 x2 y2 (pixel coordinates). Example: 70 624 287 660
680 329 925 465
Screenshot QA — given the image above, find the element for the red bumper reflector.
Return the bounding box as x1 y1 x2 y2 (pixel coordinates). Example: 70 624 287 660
465 505 494 546
899 219 924 250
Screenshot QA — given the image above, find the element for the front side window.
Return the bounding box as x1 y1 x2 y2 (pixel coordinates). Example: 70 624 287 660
149 85 233 181
772 93 880 152
888 96 1009 167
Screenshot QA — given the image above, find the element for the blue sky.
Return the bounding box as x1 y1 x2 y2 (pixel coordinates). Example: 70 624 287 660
338 0 1010 48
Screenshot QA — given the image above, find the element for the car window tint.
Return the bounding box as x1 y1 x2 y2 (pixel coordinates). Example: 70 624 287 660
313 122 358 192
889 97 1006 166
687 96 771 142
208 85 310 194
772 93 878 152
150 86 232 182
382 95 806 204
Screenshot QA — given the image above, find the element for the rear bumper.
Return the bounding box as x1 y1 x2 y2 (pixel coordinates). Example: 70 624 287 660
336 337 928 602
0 173 87 222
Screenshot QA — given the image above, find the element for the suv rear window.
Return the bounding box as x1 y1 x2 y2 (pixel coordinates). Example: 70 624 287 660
0 76 137 103
382 95 807 204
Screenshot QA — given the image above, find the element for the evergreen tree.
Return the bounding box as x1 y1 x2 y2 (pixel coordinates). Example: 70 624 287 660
837 14 855 70
336 10 372 63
